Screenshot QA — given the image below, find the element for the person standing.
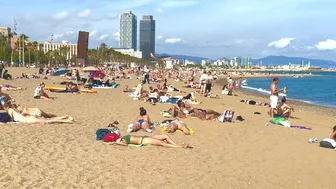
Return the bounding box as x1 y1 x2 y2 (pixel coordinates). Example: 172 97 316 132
144 67 150 84
270 77 285 118
199 70 208 95
0 62 4 78
205 71 213 95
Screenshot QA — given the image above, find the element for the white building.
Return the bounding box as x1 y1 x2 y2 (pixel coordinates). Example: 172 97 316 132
37 40 77 60
0 26 11 45
119 10 137 50
184 59 195 66
114 48 142 59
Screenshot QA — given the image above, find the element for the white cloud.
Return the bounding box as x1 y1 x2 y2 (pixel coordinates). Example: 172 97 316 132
305 46 315 50
165 38 183 44
268 38 295 48
53 34 63 39
235 39 244 44
98 34 108 40
107 13 118 19
161 1 198 7
113 32 120 37
77 9 91 18
156 8 164 13
52 11 70 20
65 31 75 35
90 30 98 37
157 36 163 40
315 39 336 51
113 32 120 41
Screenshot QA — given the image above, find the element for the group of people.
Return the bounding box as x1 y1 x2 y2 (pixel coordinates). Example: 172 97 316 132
269 77 294 118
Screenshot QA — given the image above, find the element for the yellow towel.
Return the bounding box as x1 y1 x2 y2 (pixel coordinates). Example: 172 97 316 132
161 126 194 135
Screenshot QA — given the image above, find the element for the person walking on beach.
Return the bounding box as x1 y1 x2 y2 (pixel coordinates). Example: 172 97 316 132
270 77 285 118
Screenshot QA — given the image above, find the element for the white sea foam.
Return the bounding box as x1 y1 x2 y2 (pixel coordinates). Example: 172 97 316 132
241 85 286 97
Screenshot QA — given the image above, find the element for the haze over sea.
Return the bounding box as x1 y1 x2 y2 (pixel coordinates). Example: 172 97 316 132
241 72 336 108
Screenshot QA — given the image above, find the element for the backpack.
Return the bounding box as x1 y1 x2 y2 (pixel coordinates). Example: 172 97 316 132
218 110 235 122
96 127 120 140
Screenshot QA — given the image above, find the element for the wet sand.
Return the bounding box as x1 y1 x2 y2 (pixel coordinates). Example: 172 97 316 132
0 68 335 189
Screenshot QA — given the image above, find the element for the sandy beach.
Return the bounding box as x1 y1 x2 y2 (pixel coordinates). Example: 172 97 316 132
1 68 335 189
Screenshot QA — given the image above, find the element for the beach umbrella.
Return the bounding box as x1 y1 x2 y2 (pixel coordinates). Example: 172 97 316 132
53 68 69 76
83 66 99 72
90 71 106 79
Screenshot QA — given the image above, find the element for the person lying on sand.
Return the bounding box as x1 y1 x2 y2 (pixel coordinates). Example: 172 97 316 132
240 100 270 107
277 97 294 118
166 120 191 135
11 103 57 118
5 105 74 124
128 107 152 133
175 100 221 120
34 82 52 100
111 134 190 148
1 84 25 91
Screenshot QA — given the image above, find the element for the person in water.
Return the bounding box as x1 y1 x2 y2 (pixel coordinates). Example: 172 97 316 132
128 107 152 133
112 134 189 148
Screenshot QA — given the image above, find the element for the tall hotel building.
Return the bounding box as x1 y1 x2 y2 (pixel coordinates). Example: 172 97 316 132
139 15 155 60
119 10 137 50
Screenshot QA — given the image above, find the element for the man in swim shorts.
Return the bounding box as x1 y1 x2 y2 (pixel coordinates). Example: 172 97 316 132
270 77 284 118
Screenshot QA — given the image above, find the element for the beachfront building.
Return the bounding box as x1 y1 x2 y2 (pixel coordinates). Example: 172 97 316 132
113 48 142 59
241 57 252 67
184 59 195 66
119 10 137 50
0 26 11 46
139 15 155 60
37 40 77 60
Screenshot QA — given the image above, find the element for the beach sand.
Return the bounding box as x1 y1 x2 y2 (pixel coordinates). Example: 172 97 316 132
1 68 335 189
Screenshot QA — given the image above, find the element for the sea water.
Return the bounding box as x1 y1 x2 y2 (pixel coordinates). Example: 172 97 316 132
240 72 336 108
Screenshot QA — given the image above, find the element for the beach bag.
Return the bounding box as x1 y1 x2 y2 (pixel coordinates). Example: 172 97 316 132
0 112 10 123
104 133 120 143
218 110 235 122
96 127 120 140
320 138 336 149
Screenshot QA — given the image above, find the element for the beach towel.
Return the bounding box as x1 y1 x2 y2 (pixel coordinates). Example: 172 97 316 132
319 138 336 149
161 126 195 135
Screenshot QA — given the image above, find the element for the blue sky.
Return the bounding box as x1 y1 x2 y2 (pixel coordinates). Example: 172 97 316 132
1 0 336 60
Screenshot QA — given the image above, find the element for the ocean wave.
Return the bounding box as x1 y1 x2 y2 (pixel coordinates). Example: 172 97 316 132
241 85 286 97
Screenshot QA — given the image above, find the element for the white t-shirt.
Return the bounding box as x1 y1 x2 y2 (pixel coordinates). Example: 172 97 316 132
34 86 43 97
200 74 208 83
160 96 169 103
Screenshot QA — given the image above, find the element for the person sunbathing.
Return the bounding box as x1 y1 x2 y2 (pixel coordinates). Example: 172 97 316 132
12 104 56 118
111 134 190 148
128 107 152 133
176 100 221 120
167 120 191 135
0 86 15 109
277 97 294 118
6 106 74 124
240 100 270 106
1 84 25 91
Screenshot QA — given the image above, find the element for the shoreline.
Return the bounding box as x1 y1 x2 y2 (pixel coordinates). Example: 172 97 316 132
236 88 336 117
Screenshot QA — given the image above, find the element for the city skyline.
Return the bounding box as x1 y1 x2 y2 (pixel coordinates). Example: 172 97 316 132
0 0 336 60
140 15 155 60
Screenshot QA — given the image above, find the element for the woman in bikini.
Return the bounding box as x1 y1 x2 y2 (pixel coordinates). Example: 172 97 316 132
112 134 189 148
128 107 152 133
176 100 221 120
5 104 74 124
